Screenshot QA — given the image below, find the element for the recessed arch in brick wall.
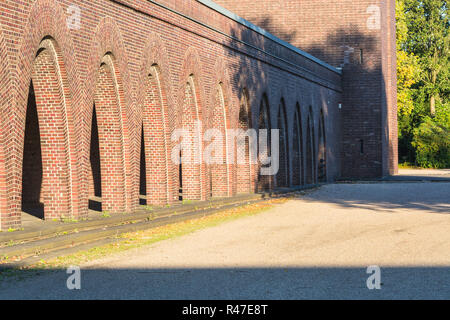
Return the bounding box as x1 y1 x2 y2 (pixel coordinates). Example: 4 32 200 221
90 54 128 213
292 103 304 186
234 64 261 194
21 39 77 220
137 33 175 205
276 98 289 188
11 0 82 224
208 83 231 197
236 88 254 194
208 58 234 198
318 109 327 182
178 77 203 201
257 93 273 191
141 66 171 205
177 47 208 201
86 17 134 212
305 107 316 185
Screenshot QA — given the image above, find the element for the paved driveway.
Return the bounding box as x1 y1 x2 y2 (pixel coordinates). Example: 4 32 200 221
1 182 450 299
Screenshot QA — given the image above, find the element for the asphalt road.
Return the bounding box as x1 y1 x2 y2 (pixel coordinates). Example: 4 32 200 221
1 182 450 299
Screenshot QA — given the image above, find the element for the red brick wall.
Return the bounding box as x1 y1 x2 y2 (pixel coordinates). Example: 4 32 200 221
236 89 254 194
0 0 342 229
215 0 398 178
292 104 303 186
93 57 128 214
28 46 72 220
276 100 289 188
0 28 11 229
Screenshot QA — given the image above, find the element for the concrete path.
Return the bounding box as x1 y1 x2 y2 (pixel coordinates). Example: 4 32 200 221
1 182 450 299
383 168 450 182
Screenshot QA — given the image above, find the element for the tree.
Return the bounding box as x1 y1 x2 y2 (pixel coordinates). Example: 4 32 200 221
412 104 450 167
396 0 421 117
402 0 449 116
397 0 449 167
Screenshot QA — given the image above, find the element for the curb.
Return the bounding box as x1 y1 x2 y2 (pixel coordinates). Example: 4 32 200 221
0 186 316 270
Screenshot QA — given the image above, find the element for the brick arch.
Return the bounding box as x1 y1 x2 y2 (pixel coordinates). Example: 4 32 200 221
86 17 133 212
21 43 71 220
207 58 234 198
209 58 234 127
0 27 12 229
276 98 289 188
85 17 133 113
12 0 82 222
257 93 273 191
176 47 208 201
177 47 208 127
136 34 175 205
271 85 294 187
253 82 273 131
139 65 172 205
207 83 231 198
235 69 263 193
305 106 316 185
236 88 254 194
270 85 293 123
89 54 130 213
292 102 304 186
318 108 327 182
254 89 271 129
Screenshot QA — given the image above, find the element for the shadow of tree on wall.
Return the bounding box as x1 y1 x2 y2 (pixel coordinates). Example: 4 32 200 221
250 15 298 45
224 17 386 186
301 25 391 179
303 25 377 68
303 25 387 178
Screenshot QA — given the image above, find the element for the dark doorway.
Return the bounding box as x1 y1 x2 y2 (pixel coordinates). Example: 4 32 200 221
292 106 303 186
89 104 102 211
179 150 183 201
277 102 289 188
139 125 147 205
318 112 327 183
306 116 315 185
209 169 213 198
236 92 252 194
257 96 272 192
21 81 44 219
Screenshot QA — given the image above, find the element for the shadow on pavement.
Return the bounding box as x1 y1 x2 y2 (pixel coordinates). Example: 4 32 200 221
0 266 449 299
293 183 450 214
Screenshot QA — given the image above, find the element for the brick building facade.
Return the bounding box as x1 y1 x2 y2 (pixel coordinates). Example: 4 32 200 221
215 0 398 178
0 0 396 230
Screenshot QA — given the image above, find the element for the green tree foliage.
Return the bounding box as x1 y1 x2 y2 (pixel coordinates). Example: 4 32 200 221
397 0 449 167
412 104 450 167
397 0 421 117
